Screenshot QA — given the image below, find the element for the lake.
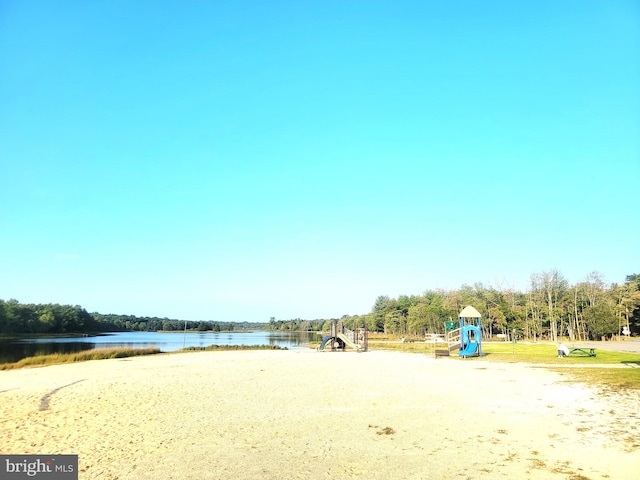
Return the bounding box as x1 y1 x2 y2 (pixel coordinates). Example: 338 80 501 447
0 331 320 364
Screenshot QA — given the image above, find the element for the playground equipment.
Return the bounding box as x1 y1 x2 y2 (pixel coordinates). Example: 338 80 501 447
435 305 482 358
318 320 368 352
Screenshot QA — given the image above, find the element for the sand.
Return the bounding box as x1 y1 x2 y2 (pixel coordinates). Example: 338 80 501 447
1 349 638 479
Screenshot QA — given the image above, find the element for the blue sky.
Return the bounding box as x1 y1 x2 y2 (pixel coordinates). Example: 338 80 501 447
1 1 638 322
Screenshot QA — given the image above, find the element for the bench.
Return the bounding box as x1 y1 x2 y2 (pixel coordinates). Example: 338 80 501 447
569 347 596 357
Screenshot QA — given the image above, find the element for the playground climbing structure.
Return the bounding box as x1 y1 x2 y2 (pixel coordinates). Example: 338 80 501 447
318 320 368 352
435 305 482 358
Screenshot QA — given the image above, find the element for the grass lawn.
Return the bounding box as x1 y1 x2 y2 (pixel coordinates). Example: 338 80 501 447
482 343 640 391
369 340 640 391
480 342 638 364
370 340 639 365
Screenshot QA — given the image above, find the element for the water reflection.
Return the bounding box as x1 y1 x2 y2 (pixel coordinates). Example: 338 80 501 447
0 331 320 364
0 340 95 364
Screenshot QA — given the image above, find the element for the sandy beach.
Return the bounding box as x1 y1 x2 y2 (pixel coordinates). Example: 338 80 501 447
1 349 638 480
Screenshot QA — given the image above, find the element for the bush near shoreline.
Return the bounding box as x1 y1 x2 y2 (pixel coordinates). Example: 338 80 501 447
0 347 162 370
0 344 288 370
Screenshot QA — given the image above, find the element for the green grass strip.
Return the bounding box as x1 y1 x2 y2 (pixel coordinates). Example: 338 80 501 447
369 340 640 365
180 344 287 351
480 342 640 365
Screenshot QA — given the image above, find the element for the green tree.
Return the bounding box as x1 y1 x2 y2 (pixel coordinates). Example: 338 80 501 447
529 270 568 342
38 308 56 333
487 306 507 337
384 310 402 335
407 303 442 335
407 303 429 335
542 270 568 342
0 300 6 332
625 273 640 334
583 303 617 339
371 295 392 332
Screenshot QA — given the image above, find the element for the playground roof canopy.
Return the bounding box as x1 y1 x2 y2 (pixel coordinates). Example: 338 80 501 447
459 305 481 318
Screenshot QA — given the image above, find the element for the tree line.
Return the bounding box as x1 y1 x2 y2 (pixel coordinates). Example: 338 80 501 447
0 300 97 334
267 271 640 342
91 313 239 333
0 300 260 335
3 270 638 340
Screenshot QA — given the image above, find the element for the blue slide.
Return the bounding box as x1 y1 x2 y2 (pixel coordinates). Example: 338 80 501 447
459 325 480 357
319 335 332 350
318 336 345 351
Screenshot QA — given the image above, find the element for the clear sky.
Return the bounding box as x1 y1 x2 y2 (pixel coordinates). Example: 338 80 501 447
1 1 639 322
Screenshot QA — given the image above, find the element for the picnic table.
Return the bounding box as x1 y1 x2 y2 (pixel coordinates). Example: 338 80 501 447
569 347 596 357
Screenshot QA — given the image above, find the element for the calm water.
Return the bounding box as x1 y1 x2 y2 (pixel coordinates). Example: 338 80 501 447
0 331 320 364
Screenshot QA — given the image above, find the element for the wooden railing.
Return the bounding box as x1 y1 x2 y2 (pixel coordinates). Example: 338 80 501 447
447 328 461 346
433 328 465 357
336 321 367 351
341 324 356 343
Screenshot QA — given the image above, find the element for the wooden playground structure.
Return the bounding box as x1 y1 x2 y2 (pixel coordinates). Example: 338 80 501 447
317 320 368 352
